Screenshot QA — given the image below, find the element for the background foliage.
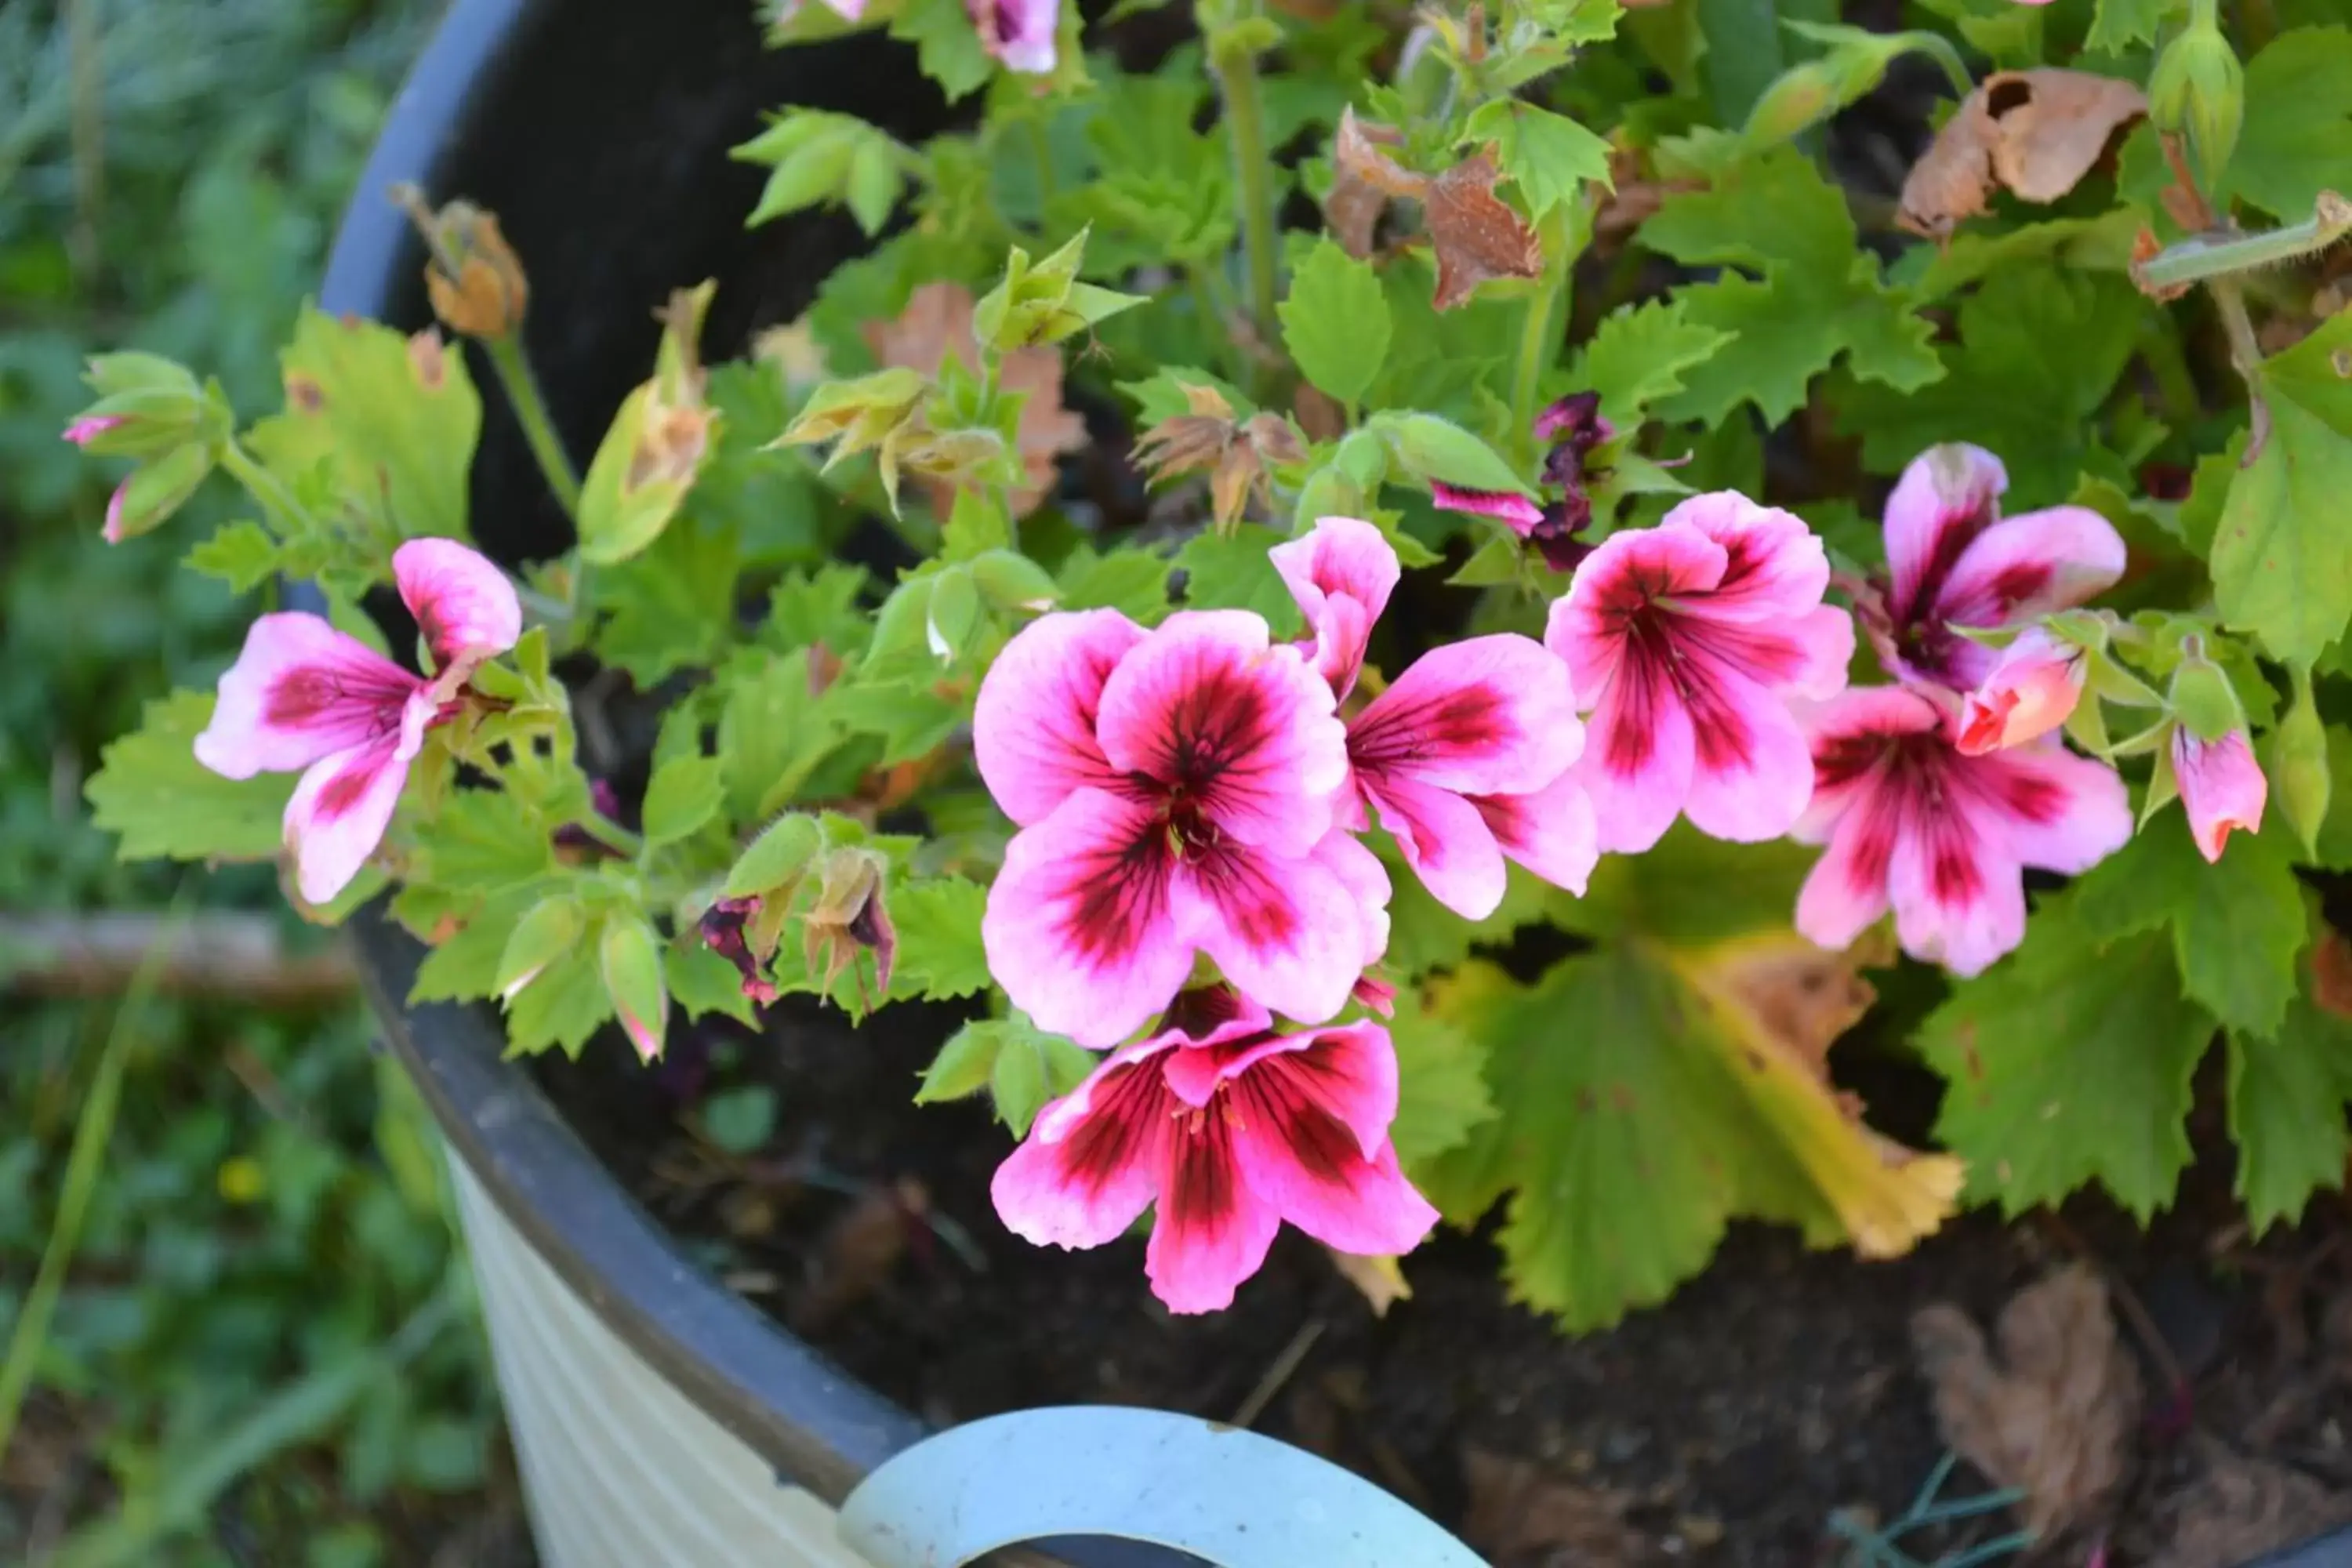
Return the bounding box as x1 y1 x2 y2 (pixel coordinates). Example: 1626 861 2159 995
0 2 513 1563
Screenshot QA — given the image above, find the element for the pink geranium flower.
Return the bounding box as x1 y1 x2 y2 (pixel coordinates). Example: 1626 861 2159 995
1791 688 2132 976
1271 517 1595 919
1543 492 1854 854
2173 728 2267 863
967 0 1057 72
1862 444 2125 695
991 985 1439 1313
975 608 1383 1047
1956 627 2086 755
194 539 520 905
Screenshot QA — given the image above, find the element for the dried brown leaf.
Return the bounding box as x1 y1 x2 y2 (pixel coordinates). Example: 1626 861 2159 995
1328 110 1420 259
1911 1264 2142 1539
2147 1438 2352 1568
1461 1447 1649 1566
1426 147 1546 310
2312 927 2352 1019
865 281 1086 517
1899 71 2147 241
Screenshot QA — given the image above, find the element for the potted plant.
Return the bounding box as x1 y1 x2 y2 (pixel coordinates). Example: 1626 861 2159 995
68 0 2352 1560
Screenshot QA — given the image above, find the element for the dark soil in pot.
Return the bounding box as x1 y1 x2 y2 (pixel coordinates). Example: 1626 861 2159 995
531 994 2352 1567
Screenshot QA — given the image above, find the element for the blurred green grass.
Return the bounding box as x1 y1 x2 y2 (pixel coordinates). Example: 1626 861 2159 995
1 2 524 1563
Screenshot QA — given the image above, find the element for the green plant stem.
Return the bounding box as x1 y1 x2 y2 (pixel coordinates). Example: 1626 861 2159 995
1210 31 1280 351
573 811 644 858
2132 194 2352 291
216 435 319 539
1510 252 1572 463
0 892 187 1462
483 332 583 517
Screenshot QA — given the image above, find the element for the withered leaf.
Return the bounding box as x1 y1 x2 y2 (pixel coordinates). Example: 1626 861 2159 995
1461 1448 1648 1566
1325 1248 1411 1317
866 281 1086 518
1425 148 1546 310
1911 1264 2142 1539
2147 1438 2352 1568
1899 71 2148 241
1328 110 1420 259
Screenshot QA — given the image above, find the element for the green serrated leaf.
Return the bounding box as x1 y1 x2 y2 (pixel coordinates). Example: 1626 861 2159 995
986 1019 1097 1137
506 942 613 1058
1057 544 1174 622
1921 897 2214 1219
2212 312 2352 665
1173 526 1305 635
252 307 480 544
1386 986 1497 1168
1279 239 1392 408
2229 995 2352 1232
183 520 283 593
916 1018 1004 1104
1459 100 1612 223
2218 28 2352 222
889 877 992 1000
666 941 761 1026
590 513 740 685
1639 150 1940 425
717 648 840 819
87 691 296 864
2086 0 2177 54
640 753 727 847
890 0 996 99
2076 818 2309 1038
825 679 964 766
1570 299 1736 426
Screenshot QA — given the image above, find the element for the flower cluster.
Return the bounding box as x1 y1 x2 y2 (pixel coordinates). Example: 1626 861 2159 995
1785 445 2147 975
975 514 1595 1307
193 539 519 906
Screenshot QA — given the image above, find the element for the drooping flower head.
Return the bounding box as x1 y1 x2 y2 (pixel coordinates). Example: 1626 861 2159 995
1956 627 2087 756
2172 727 2267 863
194 538 520 904
1272 517 1596 920
1862 444 2125 695
967 0 1058 73
990 985 1439 1313
1791 688 2132 976
1544 492 1855 854
1431 393 1616 575
976 608 1384 1047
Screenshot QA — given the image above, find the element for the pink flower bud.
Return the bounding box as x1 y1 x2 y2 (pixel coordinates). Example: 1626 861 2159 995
2173 727 2267 863
1429 481 1545 535
1956 630 2085 755
63 415 125 447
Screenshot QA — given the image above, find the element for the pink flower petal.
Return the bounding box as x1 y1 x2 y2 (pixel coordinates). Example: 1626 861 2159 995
1095 610 1348 857
2174 728 2267 864
1235 1129 1438 1260
1932 507 2125 682
982 788 1196 1047
1661 492 1830 623
1546 523 1730 699
1154 985 1279 1054
1956 629 2085 755
1795 790 1898 953
1571 645 1697 854
1363 773 1509 920
1883 443 2008 630
974 608 1147 826
393 538 521 669
1975 741 2132 873
1790 688 1944 844
1886 808 2025 978
1430 483 1544 535
1784 604 1858 701
1472 769 1599 897
992 1044 1174 1249
1311 827 1392 970
1269 517 1399 696
195 612 422 780
64 415 123 447
282 700 426 905
1674 655 1819 844
969 0 1058 72
1350 634 1582 797
1175 837 1373 1029
1145 1109 1283 1313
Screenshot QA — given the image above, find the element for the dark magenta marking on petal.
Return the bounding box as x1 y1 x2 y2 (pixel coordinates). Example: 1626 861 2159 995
1151 656 1278 795
1187 842 1302 953
1067 823 1179 965
1160 1103 1243 1239
1163 985 1255 1043
1348 681 1512 776
313 756 382 822
1058 1061 1165 1197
